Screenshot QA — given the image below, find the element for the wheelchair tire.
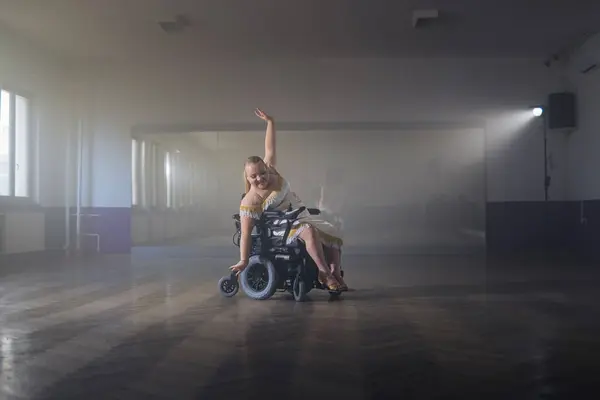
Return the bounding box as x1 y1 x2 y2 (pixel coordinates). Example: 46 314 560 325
218 276 239 297
239 256 278 300
293 276 308 302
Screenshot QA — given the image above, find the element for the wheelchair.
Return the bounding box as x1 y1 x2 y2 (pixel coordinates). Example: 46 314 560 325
218 205 344 302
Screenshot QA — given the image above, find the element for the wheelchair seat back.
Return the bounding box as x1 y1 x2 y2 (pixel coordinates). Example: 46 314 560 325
232 206 308 253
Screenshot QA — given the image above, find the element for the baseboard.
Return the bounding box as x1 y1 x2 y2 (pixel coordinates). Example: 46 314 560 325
0 249 68 268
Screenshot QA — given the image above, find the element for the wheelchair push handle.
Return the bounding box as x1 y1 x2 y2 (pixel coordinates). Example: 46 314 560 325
283 206 306 221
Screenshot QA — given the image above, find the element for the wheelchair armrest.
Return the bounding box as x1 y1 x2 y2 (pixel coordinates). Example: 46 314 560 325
282 206 306 221
262 206 306 222
261 210 281 219
258 207 306 246
307 208 321 215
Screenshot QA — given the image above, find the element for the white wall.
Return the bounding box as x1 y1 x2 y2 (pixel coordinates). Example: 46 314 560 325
2 212 45 253
566 67 600 200
0 26 71 253
203 128 489 250
85 58 566 209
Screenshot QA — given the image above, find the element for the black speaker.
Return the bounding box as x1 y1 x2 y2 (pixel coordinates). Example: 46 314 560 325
547 92 576 130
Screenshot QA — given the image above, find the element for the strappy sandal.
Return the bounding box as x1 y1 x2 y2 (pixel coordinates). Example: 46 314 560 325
333 273 348 291
318 272 342 292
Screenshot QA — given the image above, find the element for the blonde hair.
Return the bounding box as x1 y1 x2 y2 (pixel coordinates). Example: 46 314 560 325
243 156 265 194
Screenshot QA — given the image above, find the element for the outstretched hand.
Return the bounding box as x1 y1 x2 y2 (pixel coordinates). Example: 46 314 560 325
229 260 249 276
254 108 272 122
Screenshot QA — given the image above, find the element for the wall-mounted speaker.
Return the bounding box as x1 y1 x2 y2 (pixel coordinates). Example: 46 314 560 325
547 92 576 130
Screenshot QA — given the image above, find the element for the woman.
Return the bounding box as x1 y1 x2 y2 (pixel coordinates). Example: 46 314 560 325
229 108 348 292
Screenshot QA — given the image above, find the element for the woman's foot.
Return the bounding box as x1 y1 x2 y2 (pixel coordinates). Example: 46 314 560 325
332 271 348 291
318 271 342 292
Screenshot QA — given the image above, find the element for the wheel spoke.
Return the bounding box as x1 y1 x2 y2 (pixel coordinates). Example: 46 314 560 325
247 264 269 291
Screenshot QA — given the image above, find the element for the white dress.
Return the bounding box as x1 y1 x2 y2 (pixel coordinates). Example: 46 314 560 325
239 175 343 249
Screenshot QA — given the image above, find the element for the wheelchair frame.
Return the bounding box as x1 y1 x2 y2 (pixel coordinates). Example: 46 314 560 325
218 205 343 302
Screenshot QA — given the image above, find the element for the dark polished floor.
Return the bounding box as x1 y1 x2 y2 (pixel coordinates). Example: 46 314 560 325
1 247 599 399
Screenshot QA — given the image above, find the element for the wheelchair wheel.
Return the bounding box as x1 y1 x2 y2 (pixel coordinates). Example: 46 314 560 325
239 256 278 300
293 276 308 302
218 275 239 297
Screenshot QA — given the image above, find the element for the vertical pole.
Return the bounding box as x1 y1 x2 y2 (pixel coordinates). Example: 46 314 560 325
76 118 83 252
8 93 16 196
65 125 71 251
543 112 549 202
542 111 550 257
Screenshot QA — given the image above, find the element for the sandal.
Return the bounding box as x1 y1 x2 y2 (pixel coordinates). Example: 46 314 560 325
318 272 342 292
333 273 348 291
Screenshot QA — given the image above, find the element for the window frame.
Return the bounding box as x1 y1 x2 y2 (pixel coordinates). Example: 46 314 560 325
0 84 36 206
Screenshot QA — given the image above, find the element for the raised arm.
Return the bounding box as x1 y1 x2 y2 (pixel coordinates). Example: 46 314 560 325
254 108 276 166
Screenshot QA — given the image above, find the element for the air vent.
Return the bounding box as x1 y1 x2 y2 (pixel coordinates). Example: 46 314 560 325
158 14 191 34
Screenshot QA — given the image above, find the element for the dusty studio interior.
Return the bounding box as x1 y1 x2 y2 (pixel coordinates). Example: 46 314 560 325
1 1 599 399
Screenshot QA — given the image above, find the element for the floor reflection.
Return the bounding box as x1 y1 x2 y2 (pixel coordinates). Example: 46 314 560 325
0 252 598 399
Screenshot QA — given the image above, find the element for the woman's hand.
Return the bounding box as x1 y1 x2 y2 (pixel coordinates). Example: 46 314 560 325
254 108 273 122
229 259 249 276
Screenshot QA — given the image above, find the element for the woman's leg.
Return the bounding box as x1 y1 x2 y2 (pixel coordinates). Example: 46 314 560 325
298 225 341 290
324 246 347 290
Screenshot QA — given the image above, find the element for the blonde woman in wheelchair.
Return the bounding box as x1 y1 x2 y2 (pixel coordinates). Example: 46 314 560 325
229 109 347 292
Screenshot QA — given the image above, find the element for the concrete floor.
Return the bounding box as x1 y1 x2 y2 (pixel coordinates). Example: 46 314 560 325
1 245 599 399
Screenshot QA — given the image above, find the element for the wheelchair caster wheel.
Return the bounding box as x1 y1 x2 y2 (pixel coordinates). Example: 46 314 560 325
293 276 307 302
218 275 239 297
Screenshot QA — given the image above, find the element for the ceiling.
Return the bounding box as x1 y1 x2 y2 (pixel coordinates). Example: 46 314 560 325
1 0 599 63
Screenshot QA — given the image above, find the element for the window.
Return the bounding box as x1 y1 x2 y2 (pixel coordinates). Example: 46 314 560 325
140 140 147 207
131 138 139 205
132 139 161 208
165 151 172 208
150 143 158 207
0 89 31 197
0 91 9 195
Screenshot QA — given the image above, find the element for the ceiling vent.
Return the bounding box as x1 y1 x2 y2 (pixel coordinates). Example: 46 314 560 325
158 14 192 34
412 9 439 28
